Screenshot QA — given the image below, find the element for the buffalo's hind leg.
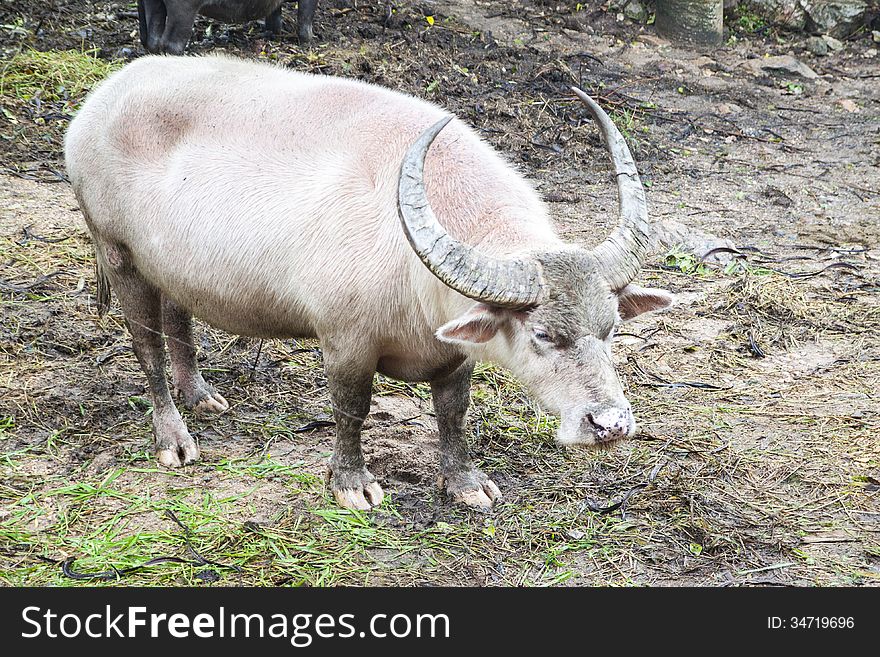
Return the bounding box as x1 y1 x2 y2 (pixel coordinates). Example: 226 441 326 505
433 362 502 509
264 5 283 35
297 0 318 44
323 347 383 510
162 297 228 415
100 245 198 467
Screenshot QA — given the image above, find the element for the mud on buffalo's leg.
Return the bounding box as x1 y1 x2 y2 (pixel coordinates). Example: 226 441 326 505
432 362 502 509
162 297 228 415
100 246 198 467
139 0 167 53
324 350 383 510
297 0 318 44
159 1 198 55
265 5 283 35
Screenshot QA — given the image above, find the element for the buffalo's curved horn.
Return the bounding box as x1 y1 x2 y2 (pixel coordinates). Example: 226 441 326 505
397 117 546 308
572 87 650 292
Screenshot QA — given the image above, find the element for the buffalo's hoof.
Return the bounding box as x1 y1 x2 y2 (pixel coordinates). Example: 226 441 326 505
297 26 314 45
333 482 384 511
173 376 229 415
439 470 503 510
192 392 229 415
327 465 384 510
154 422 199 468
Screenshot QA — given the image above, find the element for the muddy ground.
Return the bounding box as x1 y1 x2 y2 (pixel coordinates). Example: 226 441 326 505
1 0 878 586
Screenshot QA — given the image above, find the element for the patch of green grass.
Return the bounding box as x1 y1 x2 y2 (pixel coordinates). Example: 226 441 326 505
734 5 767 33
663 247 710 276
720 258 775 277
0 48 120 106
610 104 641 144
663 247 776 278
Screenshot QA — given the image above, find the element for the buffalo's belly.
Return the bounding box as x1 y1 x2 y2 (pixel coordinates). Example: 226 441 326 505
118 237 316 339
137 262 313 339
199 0 280 22
178 294 316 340
375 341 467 382
376 356 466 383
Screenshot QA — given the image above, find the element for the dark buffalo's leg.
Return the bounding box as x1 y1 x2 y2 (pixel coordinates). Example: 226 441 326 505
162 297 229 415
297 0 318 44
137 0 148 48
159 1 198 55
265 4 283 35
323 346 383 510
97 243 198 467
432 361 502 508
139 0 167 53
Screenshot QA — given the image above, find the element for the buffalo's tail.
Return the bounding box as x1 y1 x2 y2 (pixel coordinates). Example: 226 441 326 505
95 258 111 316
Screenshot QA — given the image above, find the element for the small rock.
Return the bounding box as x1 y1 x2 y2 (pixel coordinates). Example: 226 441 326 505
865 48 878 58
873 30 880 43
623 0 648 23
693 56 715 68
716 102 743 114
744 54 818 80
805 36 828 56
545 191 581 204
763 186 794 207
821 34 844 50
838 98 860 112
195 570 220 583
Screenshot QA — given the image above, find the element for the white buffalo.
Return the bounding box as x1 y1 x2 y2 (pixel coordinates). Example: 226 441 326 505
65 55 672 510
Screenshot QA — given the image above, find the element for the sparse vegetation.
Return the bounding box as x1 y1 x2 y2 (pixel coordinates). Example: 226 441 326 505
663 247 710 276
733 4 767 34
1 49 120 105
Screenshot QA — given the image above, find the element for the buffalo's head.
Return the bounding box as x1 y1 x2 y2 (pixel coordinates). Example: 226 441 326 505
398 89 672 447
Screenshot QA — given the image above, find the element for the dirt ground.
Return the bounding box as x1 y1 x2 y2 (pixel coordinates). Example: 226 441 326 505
1 1 878 586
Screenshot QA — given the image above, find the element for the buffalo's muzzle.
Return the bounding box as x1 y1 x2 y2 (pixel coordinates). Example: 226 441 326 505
585 407 634 443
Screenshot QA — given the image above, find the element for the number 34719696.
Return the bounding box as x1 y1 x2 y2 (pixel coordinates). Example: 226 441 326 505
768 617 854 629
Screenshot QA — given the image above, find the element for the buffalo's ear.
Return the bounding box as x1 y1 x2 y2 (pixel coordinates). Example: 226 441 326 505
436 304 506 345
617 284 674 322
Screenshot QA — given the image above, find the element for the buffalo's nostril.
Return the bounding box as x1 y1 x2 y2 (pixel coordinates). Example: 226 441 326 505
586 413 603 433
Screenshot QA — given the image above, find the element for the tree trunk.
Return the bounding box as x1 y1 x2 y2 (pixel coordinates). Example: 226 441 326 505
655 0 724 46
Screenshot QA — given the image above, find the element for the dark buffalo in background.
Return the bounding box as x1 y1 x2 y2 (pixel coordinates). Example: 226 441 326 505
137 0 318 53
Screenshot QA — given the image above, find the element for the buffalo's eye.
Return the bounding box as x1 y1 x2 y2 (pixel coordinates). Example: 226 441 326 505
533 328 553 343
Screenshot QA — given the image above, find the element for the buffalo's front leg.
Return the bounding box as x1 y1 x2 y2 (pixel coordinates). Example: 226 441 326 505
139 0 167 53
432 362 502 509
324 350 383 510
297 0 318 44
159 2 198 55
